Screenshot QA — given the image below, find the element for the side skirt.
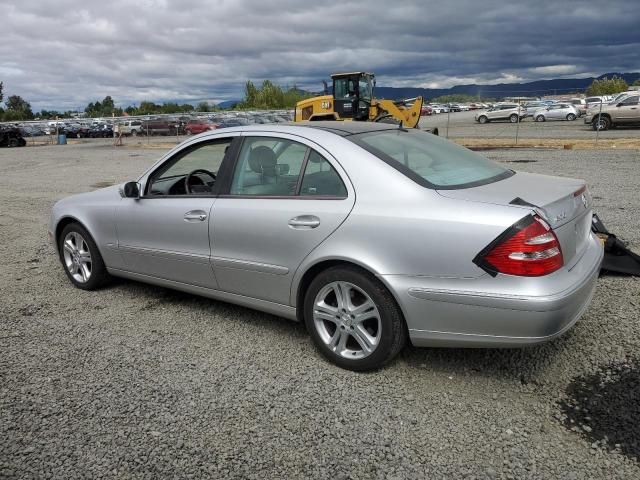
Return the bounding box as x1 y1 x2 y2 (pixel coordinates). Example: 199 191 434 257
107 268 299 321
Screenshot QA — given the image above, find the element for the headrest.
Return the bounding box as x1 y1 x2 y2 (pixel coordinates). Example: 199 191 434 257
249 146 277 175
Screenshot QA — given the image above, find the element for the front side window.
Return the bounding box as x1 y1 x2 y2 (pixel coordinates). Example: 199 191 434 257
148 138 232 196
621 96 639 106
350 129 513 189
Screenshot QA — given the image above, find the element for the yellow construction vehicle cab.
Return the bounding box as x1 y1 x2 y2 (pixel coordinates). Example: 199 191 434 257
294 72 423 128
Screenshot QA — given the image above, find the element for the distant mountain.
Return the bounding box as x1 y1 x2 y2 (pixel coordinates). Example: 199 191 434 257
217 99 241 109
371 72 640 101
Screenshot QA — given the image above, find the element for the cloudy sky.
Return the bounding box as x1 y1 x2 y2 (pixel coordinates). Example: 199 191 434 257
2 0 639 111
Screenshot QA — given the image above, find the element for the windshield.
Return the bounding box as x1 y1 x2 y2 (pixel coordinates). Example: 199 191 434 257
349 129 513 189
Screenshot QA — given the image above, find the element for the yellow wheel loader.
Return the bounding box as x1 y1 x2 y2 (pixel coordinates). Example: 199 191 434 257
294 72 424 129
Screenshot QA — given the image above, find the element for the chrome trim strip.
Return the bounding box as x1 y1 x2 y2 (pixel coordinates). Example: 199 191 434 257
212 256 289 275
107 268 298 321
118 244 209 263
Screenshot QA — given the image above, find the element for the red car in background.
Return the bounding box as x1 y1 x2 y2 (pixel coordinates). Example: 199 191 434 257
420 105 433 116
185 119 218 135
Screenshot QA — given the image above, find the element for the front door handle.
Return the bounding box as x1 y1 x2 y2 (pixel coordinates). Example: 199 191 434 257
184 210 207 222
289 215 320 229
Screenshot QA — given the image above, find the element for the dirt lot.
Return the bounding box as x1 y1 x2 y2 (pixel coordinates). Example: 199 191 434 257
1 141 639 479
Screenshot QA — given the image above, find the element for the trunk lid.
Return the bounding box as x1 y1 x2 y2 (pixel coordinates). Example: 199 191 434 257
438 171 594 267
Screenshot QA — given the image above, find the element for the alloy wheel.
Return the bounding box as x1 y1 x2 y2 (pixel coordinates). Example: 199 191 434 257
313 281 381 360
62 231 92 283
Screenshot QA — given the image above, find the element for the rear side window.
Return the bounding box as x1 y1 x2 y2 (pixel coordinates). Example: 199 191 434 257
300 150 347 197
350 129 513 189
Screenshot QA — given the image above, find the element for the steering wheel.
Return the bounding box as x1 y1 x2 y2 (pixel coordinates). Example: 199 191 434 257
184 169 216 194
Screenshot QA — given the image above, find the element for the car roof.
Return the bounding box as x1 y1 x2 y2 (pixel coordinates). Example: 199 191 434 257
291 121 400 136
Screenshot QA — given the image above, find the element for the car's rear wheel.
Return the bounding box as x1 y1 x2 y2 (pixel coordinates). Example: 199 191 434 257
8 138 19 147
566 113 576 121
478 115 488 124
536 115 545 122
132 130 137 137
58 223 110 290
304 266 407 371
509 114 519 123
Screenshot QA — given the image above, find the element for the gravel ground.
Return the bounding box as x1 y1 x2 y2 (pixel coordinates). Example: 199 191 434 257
1 142 639 479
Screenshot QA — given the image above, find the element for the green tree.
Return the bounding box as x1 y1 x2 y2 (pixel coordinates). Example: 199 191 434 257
633 79 640 87
4 95 34 120
585 76 629 96
238 80 311 109
197 101 212 112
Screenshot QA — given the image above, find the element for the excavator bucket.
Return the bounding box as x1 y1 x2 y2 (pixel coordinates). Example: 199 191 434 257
592 213 640 276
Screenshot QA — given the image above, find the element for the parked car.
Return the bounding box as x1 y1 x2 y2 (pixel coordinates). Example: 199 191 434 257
523 102 548 116
49 122 602 371
584 94 640 131
420 105 433 116
0 126 27 147
119 120 144 137
19 125 45 137
185 119 218 135
140 119 181 136
569 98 587 116
533 103 580 122
88 124 114 138
475 104 527 123
218 118 249 128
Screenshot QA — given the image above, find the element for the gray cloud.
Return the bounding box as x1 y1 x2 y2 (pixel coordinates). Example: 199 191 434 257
1 0 638 110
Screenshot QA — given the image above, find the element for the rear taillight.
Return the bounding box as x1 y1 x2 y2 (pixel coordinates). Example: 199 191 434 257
474 215 564 277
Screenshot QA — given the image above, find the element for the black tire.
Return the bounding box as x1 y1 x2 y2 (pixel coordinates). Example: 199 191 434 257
477 115 488 124
509 114 519 123
58 223 110 290
592 115 610 131
536 115 545 122
304 265 407 371
566 113 576 121
131 130 138 137
8 138 19 147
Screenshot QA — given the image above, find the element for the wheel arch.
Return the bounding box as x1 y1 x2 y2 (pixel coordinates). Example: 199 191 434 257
293 258 408 327
54 216 98 253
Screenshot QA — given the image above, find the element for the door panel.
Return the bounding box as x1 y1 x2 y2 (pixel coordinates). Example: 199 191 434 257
116 197 217 288
210 198 353 304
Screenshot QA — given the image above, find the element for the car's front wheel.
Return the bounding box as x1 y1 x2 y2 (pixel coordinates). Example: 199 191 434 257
509 114 519 123
566 113 576 121
536 115 546 122
58 223 110 290
593 115 611 131
304 266 407 371
477 115 488 124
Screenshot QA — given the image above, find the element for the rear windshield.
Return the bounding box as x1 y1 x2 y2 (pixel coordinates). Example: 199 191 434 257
348 129 513 189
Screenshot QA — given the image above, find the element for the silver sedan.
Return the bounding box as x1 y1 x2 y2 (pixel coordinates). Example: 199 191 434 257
533 103 580 122
49 122 603 371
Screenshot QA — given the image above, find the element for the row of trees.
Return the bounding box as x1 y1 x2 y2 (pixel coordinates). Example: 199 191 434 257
585 76 638 96
237 80 311 109
430 94 496 104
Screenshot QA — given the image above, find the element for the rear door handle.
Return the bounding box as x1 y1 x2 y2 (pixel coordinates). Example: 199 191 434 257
288 215 320 229
184 210 207 222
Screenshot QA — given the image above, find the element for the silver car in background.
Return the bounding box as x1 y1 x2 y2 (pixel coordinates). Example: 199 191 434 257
475 104 527 123
533 103 580 122
50 122 603 371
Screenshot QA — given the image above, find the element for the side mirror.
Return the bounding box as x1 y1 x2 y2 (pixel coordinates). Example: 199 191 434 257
121 181 141 198
616 102 624 107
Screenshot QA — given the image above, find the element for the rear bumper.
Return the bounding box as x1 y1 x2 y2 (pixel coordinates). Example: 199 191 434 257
383 233 603 347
